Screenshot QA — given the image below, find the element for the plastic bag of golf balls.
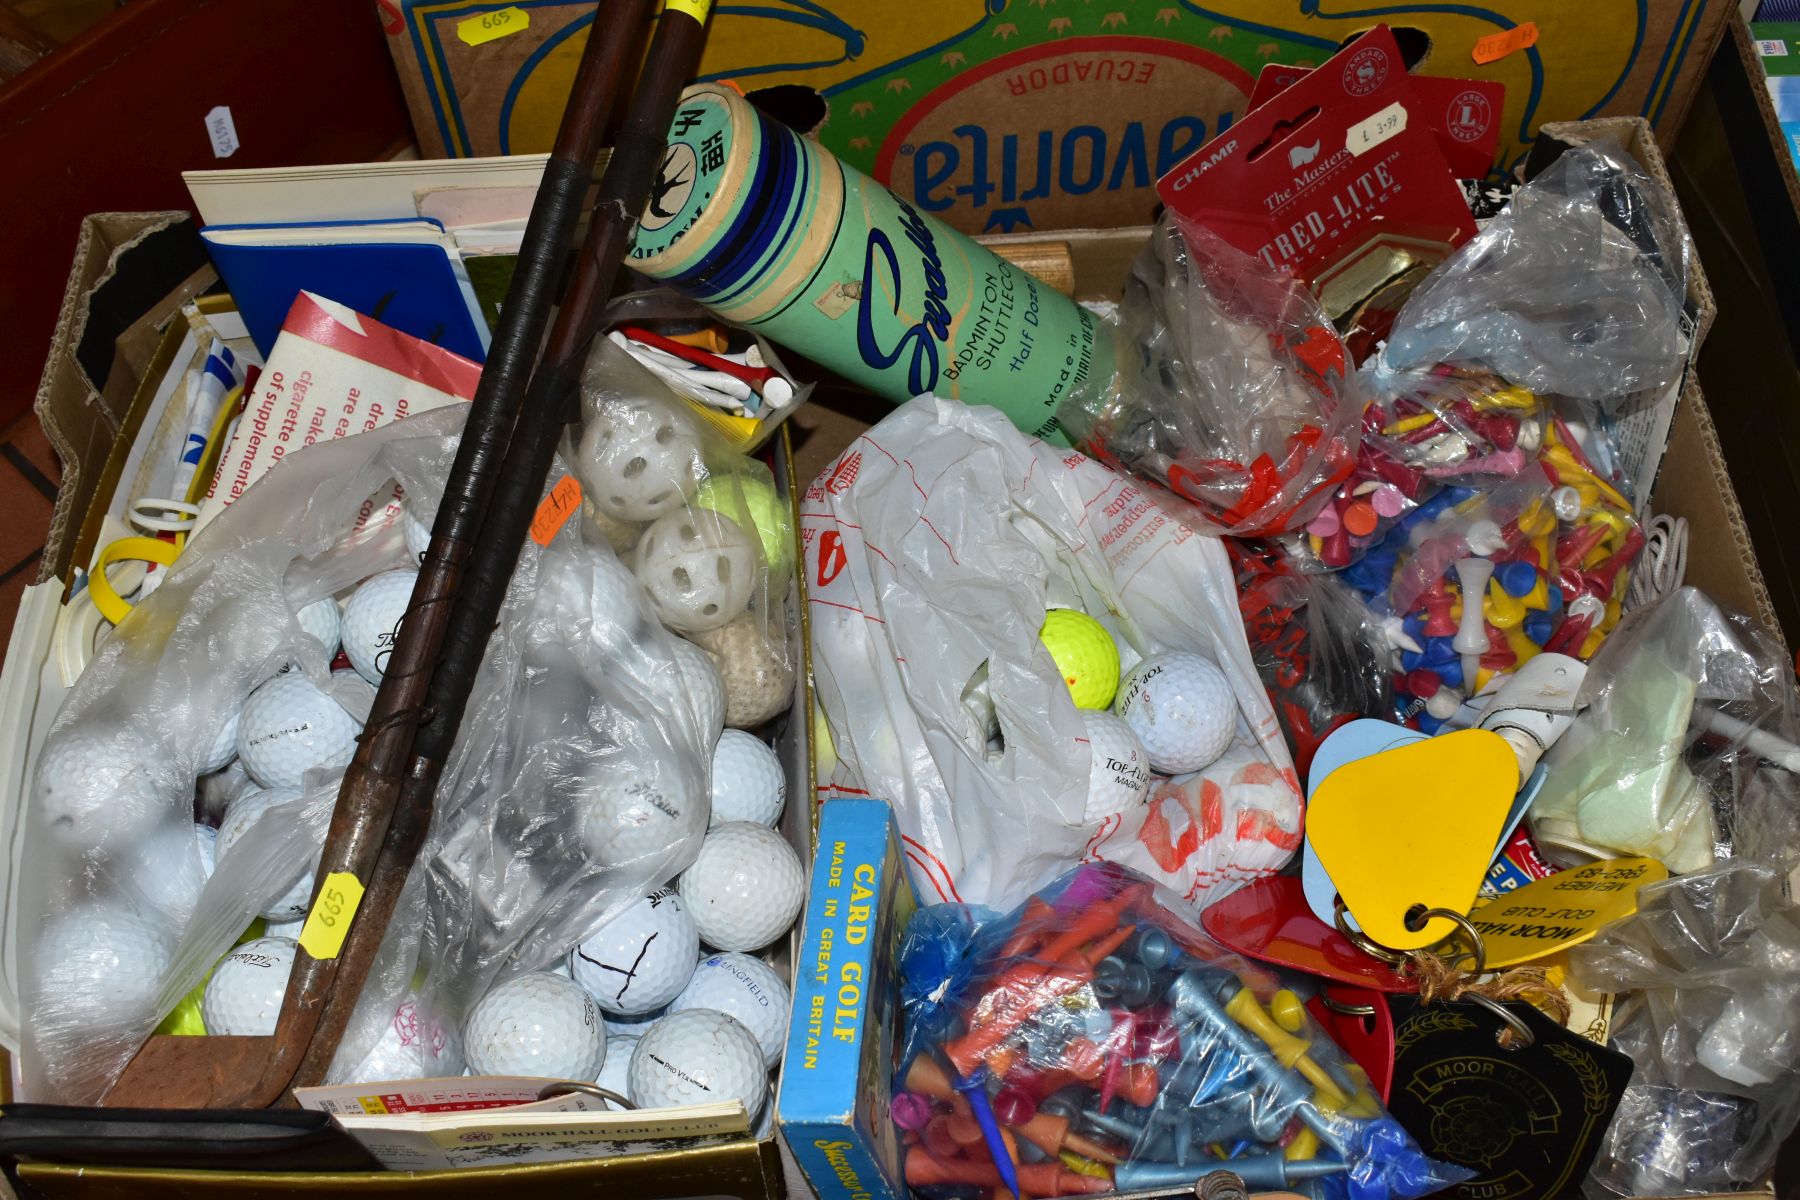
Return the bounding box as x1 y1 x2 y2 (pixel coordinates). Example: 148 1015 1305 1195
1056 213 1361 540
891 862 1471 1200
806 396 1300 915
19 404 469 1104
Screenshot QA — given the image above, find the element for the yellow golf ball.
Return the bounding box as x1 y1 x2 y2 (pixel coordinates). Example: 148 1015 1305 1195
694 473 793 572
1039 609 1121 710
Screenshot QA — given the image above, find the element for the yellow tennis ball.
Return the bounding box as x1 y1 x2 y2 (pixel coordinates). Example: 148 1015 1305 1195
1039 609 1121 710
693 474 793 573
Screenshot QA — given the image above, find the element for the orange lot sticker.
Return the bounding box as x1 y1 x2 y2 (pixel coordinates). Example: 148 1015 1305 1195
531 475 583 546
1472 22 1539 65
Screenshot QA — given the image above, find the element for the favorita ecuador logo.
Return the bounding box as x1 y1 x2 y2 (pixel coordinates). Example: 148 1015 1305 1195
873 37 1255 234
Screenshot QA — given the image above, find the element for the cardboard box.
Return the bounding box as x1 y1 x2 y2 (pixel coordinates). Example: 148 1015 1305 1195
777 798 918 1200
383 0 1731 236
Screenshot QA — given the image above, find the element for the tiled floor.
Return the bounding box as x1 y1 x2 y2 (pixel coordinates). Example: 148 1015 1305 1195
0 413 58 631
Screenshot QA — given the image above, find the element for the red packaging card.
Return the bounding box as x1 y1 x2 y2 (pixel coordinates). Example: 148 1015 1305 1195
1249 62 1505 179
1157 25 1476 301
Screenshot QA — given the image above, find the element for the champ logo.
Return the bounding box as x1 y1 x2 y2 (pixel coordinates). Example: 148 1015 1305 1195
873 37 1253 233
1287 140 1321 168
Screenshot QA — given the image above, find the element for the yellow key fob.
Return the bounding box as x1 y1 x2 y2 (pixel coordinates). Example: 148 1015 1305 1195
1471 857 1669 967
1309 729 1518 950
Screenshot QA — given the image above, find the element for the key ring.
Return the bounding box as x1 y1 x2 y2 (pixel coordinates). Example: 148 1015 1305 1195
1332 897 1408 964
1318 993 1379 1018
536 1080 634 1109
1463 992 1536 1048
1334 897 1489 977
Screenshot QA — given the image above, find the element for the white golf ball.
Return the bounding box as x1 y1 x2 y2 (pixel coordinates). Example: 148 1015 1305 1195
202 936 297 1036
709 731 785 828
33 725 169 854
197 708 240 775
236 670 361 788
120 821 211 924
629 1009 767 1119
263 915 306 940
195 822 218 878
633 510 758 634
669 639 727 742
577 767 706 870
670 952 791 1067
402 506 433 563
595 1036 637 1107
342 995 464 1082
33 901 174 1024
463 973 608 1080
576 394 704 522
604 1005 665 1040
1081 709 1152 820
295 597 342 663
569 888 700 1015
1115 651 1237 774
342 569 416 684
678 823 805 952
215 786 316 921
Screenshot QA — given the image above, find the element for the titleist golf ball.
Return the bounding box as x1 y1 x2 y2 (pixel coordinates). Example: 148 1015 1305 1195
709 731 784 828
629 1008 767 1118
670 952 791 1067
33 901 174 1024
463 973 607 1080
569 888 700 1015
236 670 361 788
202 936 297 1037
1081 709 1152 820
342 569 416 684
578 766 706 870
33 725 169 854
295 596 342 663
1115 651 1236 774
576 394 705 522
678 823 804 952
342 995 464 1082
215 785 315 920
633 510 758 634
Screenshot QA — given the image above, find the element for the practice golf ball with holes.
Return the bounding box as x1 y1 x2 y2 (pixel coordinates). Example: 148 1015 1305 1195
678 822 804 952
197 708 240 774
1040 609 1122 710
576 394 705 522
1114 651 1236 774
342 569 416 683
577 766 706 870
236 670 361 788
215 785 315 920
710 730 784 827
688 617 794 729
594 1036 637 1106
343 995 464 1082
202 936 297 1037
629 1009 767 1118
568 888 700 1015
33 901 174 1024
463 973 607 1080
33 725 170 855
295 596 342 662
670 952 791 1067
633 510 757 634
1081 709 1152 820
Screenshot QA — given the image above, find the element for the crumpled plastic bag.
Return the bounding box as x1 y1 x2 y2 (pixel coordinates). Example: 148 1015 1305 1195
805 396 1299 914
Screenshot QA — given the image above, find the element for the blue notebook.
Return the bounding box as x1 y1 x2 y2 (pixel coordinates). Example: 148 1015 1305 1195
200 217 490 361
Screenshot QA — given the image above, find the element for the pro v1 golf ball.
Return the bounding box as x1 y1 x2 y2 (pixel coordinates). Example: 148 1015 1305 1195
678 822 804 952
202 936 297 1037
236 670 361 788
1081 709 1152 820
569 888 700 1015
341 569 416 683
463 973 607 1080
670 952 791 1067
709 730 784 827
1040 608 1121 710
1115 651 1236 774
628 1008 767 1119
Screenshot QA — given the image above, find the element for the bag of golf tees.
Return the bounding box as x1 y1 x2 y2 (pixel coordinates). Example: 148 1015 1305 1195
805 396 1299 914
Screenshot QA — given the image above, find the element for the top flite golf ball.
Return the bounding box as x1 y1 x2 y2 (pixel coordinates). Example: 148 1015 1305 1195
1080 709 1152 820
1114 651 1237 774
569 888 700 1015
1039 608 1122 710
236 670 361 788
709 730 785 828
463 973 608 1080
669 952 792 1067
202 936 298 1037
341 569 417 684
677 822 805 952
628 1008 768 1119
